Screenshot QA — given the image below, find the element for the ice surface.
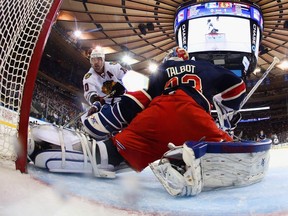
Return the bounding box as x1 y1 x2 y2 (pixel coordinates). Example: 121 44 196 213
1 148 288 216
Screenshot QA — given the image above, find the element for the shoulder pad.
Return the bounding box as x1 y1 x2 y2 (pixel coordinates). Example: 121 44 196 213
84 73 92 79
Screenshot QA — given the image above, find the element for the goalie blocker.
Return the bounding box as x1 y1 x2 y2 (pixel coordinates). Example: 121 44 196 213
28 124 271 197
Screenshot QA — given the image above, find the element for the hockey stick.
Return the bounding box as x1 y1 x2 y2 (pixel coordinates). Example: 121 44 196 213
63 90 116 129
240 56 280 109
216 57 280 133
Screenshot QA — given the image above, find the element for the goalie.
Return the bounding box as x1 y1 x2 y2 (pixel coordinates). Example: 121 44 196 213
27 47 271 197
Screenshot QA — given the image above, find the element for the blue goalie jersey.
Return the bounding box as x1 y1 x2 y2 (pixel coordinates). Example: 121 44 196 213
146 59 246 112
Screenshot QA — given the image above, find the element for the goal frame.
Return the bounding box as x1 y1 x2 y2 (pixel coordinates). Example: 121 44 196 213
16 0 63 173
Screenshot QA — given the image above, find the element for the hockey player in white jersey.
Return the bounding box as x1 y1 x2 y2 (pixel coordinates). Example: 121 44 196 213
83 47 127 106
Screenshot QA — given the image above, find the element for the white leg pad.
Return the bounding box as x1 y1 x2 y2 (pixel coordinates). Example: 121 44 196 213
30 124 115 178
201 150 270 190
150 140 271 197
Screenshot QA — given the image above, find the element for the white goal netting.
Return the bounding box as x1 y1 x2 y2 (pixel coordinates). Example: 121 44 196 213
0 0 61 170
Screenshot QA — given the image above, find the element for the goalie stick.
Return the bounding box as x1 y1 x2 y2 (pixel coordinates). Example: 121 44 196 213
239 56 280 109
230 57 280 114
63 90 116 129
216 57 280 133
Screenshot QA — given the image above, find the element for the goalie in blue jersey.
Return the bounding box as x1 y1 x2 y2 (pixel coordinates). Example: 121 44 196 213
27 47 272 197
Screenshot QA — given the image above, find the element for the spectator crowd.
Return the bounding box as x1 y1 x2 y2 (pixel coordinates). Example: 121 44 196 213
30 77 83 129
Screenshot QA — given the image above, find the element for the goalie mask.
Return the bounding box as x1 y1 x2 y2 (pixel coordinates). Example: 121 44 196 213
162 47 189 63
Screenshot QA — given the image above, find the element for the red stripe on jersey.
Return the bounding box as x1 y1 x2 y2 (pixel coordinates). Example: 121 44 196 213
124 90 152 109
221 80 246 100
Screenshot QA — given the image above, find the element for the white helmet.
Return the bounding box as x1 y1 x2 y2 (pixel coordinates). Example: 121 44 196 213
90 48 105 64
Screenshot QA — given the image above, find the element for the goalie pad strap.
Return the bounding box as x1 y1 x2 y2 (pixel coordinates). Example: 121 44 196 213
75 131 89 169
81 135 114 177
96 141 109 167
58 127 66 167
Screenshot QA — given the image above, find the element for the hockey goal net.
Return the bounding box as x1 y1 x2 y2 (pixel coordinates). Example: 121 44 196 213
0 0 62 172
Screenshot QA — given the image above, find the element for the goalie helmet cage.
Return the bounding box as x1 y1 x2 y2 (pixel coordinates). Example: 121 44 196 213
0 0 63 173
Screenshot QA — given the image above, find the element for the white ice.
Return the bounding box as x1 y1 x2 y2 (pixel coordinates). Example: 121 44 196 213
1 147 288 216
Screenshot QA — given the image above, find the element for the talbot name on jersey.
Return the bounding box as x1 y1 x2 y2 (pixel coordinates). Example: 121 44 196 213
166 64 195 78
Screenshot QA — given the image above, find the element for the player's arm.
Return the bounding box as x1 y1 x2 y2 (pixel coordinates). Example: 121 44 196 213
82 90 152 140
115 62 128 79
213 72 246 131
145 64 167 98
83 77 104 105
86 81 126 117
214 73 246 110
83 76 106 116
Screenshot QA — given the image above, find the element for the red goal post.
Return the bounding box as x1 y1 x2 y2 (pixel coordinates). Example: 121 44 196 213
0 0 63 173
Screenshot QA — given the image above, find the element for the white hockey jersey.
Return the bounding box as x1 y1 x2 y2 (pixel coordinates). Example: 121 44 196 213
83 62 127 105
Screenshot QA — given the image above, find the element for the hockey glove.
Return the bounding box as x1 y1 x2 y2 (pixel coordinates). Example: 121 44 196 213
102 81 126 97
213 94 241 131
90 94 105 105
229 112 242 131
111 81 126 97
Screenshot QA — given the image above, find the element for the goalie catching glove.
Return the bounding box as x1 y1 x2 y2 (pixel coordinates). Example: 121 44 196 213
213 93 242 131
